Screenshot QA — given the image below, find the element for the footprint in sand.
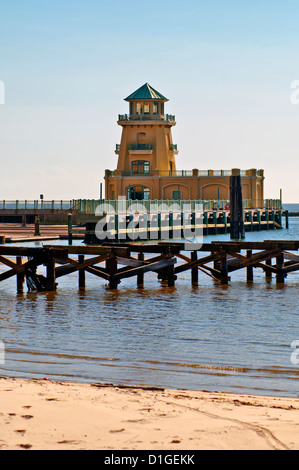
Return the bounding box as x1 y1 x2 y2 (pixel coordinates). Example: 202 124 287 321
18 444 32 449
14 430 26 435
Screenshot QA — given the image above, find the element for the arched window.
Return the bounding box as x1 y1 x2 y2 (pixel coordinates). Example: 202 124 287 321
131 160 150 175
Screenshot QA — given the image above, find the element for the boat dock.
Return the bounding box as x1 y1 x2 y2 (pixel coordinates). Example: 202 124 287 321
0 240 298 292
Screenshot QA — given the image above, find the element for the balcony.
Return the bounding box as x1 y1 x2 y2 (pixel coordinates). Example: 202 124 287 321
129 143 153 155
118 113 176 123
129 143 152 150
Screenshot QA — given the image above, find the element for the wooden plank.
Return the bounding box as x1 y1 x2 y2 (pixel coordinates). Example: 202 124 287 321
229 251 277 273
0 255 18 269
175 252 223 274
55 254 109 278
85 266 110 280
45 245 111 255
176 252 221 280
283 251 299 262
67 254 109 268
0 247 47 257
116 256 145 268
228 249 277 274
0 241 298 259
282 262 299 274
228 249 281 272
0 256 46 283
211 241 299 251
115 254 165 275
114 257 176 281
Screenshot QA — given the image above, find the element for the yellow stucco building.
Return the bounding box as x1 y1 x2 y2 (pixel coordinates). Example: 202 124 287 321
105 83 264 208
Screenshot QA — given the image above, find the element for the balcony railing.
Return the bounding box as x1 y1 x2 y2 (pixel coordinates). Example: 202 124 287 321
0 198 282 213
0 200 76 210
106 169 265 178
159 170 193 177
118 114 176 122
115 170 154 176
129 143 152 150
77 199 281 213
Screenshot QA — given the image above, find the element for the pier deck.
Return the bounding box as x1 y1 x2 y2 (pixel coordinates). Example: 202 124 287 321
0 240 298 292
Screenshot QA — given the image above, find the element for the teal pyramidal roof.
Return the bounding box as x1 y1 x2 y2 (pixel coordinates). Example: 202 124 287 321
125 83 168 101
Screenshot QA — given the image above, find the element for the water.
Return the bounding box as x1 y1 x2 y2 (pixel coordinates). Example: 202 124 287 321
283 203 299 213
0 216 299 397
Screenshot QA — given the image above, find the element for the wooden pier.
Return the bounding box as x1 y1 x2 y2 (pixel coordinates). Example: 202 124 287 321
0 240 298 292
78 208 287 245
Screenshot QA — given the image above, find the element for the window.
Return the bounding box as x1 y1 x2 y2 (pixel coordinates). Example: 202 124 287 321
127 186 150 200
172 190 181 200
161 103 164 115
144 102 150 114
137 132 146 145
131 160 150 175
136 103 143 115
130 102 134 115
153 102 159 114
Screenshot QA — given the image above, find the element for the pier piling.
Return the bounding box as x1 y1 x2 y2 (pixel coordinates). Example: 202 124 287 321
246 250 253 282
78 255 85 290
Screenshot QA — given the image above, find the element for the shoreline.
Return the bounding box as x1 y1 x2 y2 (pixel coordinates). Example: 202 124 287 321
1 376 298 450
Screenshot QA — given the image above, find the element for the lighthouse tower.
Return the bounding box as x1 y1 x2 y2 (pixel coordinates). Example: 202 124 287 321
105 83 178 200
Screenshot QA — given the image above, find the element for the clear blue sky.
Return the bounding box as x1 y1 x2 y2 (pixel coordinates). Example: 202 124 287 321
0 0 299 201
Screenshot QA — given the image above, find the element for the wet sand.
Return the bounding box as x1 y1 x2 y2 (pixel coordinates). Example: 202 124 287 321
0 377 298 450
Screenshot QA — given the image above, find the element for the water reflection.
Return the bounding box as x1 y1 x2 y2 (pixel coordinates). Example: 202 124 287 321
0 219 298 396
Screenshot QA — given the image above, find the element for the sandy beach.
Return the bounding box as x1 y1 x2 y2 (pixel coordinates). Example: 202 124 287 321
0 377 298 450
